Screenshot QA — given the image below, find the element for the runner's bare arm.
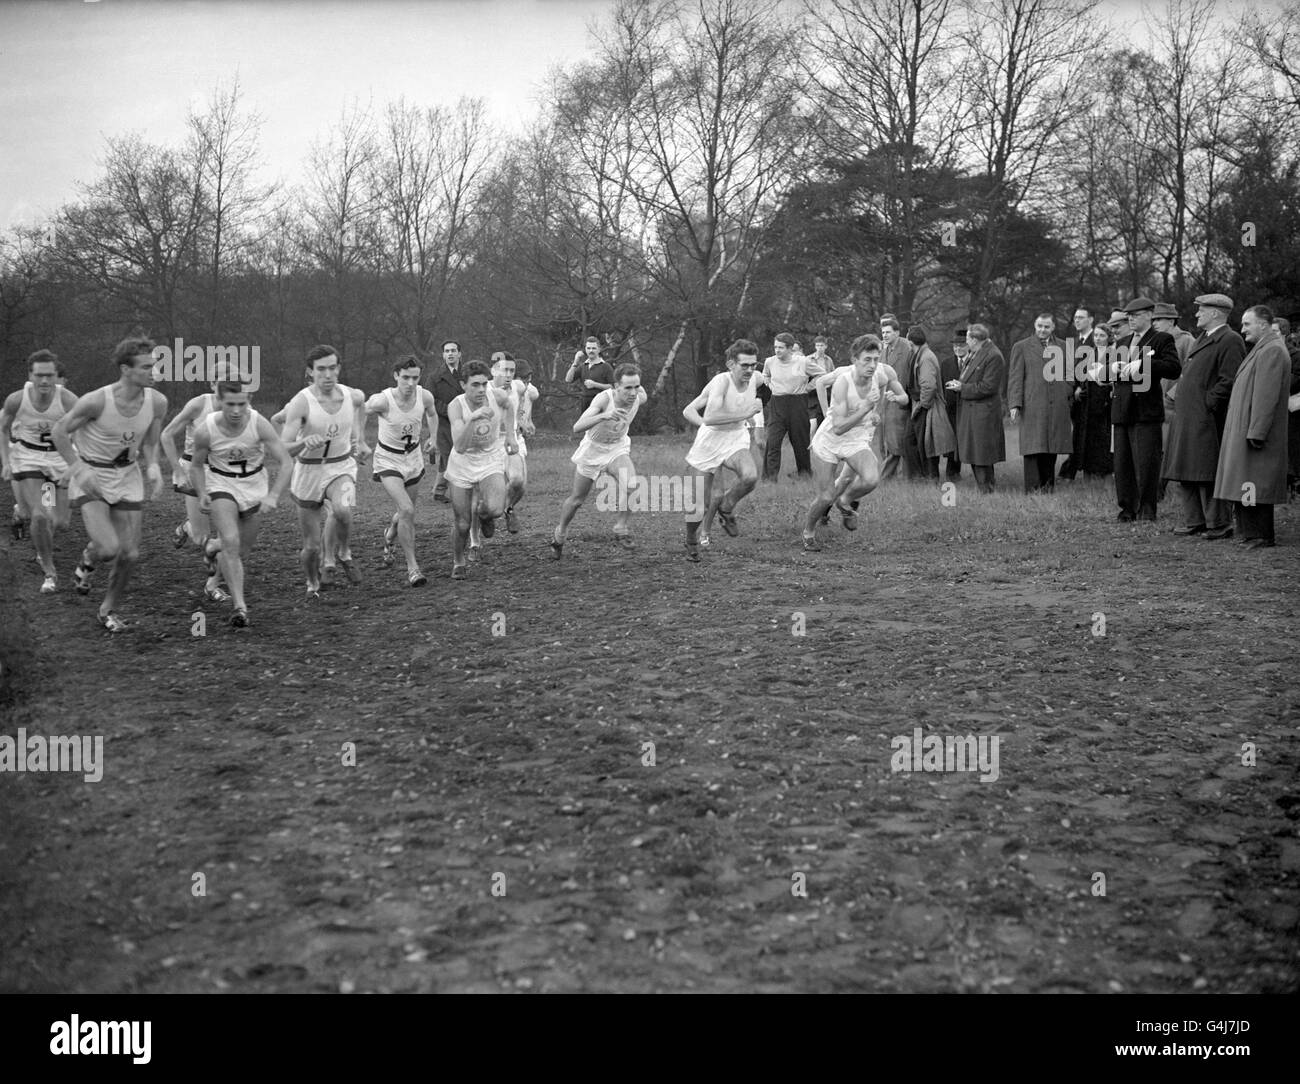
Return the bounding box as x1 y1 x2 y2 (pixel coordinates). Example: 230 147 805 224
0 392 20 477
682 388 709 429
160 393 208 473
449 397 482 453
141 390 168 499
830 376 872 436
188 422 212 509
501 386 519 456
51 389 103 467
813 369 838 420
363 391 388 416
278 393 321 457
422 391 439 456
255 414 294 509
350 388 371 463
573 391 614 434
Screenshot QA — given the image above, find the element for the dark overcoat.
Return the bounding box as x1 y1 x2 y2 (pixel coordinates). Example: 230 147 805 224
956 340 1006 466
1161 325 1245 482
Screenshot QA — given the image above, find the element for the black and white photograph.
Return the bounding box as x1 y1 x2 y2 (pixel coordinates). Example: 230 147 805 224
0 0 1296 1033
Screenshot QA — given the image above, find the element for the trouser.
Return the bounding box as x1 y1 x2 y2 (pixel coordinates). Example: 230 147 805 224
1023 453 1057 493
1178 482 1230 530
763 394 812 480
903 408 930 478
1234 501 1275 542
1113 422 1162 518
972 465 995 493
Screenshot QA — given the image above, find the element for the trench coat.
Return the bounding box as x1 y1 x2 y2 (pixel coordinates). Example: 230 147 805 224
1008 334 1073 455
1161 325 1245 482
956 340 1006 466
1213 329 1291 505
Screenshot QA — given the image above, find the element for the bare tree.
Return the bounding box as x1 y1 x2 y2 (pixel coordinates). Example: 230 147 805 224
187 76 276 339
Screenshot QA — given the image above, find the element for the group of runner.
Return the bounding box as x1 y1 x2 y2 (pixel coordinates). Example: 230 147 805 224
2 332 901 632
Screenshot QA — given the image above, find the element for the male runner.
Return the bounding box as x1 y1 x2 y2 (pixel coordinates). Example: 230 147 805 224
512 359 541 533
365 355 438 587
802 334 907 551
550 363 645 559
490 353 538 534
51 338 168 631
0 350 78 592
682 340 767 562
188 382 293 627
444 360 517 579
160 374 231 600
279 345 369 597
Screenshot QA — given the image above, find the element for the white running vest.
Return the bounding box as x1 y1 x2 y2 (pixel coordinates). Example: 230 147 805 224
78 387 155 466
204 411 265 475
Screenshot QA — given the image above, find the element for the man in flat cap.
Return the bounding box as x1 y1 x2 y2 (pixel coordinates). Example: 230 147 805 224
1111 297 1181 521
1160 294 1245 538
1151 302 1194 501
1213 304 1291 548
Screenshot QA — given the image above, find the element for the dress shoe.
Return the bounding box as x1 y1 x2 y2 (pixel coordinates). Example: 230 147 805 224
1171 524 1206 535
1244 539 1276 550
1117 510 1136 522
1202 526 1233 540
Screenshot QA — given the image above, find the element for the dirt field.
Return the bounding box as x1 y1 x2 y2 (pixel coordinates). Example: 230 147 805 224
1 431 1297 994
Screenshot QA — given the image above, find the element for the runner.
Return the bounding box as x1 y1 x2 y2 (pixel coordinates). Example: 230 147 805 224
801 333 907 551
279 345 369 597
490 353 537 534
550 363 645 559
160 375 230 601
0 350 78 592
51 337 168 632
364 355 438 587
444 360 517 579
508 358 540 533
188 382 293 627
681 339 766 562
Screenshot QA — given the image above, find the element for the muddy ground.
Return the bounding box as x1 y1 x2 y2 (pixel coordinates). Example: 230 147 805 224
1 433 1297 993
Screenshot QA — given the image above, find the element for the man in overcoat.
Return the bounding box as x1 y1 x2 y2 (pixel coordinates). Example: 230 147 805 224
1111 297 1181 521
1213 305 1291 548
1008 313 1073 492
948 323 1005 493
1161 294 1244 538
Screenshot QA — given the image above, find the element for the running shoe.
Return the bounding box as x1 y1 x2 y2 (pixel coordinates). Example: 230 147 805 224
717 508 739 537
98 611 128 634
467 545 481 563
305 582 321 599
172 521 189 549
74 562 94 595
685 541 701 563
408 570 428 587
40 574 57 594
321 565 337 587
505 508 518 534
698 530 711 548
205 583 231 603
836 502 858 531
801 533 823 553
549 538 563 560
614 533 636 551
450 563 467 580
339 558 362 585
230 608 249 629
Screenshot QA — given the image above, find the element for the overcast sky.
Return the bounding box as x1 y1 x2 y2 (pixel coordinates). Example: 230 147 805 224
0 0 1250 232
0 0 612 229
